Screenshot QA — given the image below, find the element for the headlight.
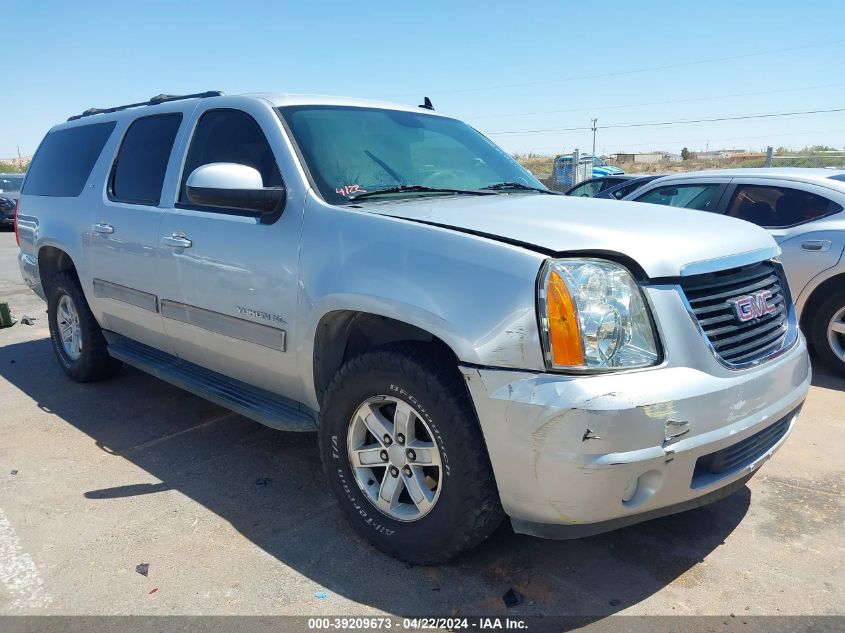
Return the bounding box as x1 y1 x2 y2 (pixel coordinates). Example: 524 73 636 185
538 258 659 371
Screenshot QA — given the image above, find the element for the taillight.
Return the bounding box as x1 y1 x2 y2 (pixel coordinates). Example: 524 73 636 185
13 198 20 246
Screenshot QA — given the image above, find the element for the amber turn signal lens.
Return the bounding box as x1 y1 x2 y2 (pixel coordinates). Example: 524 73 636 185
546 269 584 366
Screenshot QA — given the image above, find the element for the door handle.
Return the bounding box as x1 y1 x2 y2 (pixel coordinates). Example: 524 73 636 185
92 222 114 235
162 234 192 248
801 239 831 252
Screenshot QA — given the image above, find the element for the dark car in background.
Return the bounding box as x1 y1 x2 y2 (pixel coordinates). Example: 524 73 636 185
564 174 663 199
598 174 664 200
0 173 25 228
563 175 632 197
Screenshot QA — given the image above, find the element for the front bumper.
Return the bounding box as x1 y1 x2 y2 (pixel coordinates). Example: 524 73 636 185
460 336 810 538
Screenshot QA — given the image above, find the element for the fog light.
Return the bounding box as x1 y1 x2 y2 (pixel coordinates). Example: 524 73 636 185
621 476 638 502
621 470 663 508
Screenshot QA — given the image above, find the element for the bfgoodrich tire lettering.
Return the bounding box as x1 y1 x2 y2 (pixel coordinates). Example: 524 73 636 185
318 342 504 564
46 271 122 382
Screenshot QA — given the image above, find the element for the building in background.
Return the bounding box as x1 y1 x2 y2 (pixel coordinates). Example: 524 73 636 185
612 151 683 164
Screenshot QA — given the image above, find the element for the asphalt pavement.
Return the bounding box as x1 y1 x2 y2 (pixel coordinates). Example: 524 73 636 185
0 230 842 619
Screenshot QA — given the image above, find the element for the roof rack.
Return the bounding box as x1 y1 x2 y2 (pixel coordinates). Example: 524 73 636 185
67 91 224 121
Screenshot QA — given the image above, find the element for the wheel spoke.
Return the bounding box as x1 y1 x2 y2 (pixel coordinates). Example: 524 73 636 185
377 471 404 512
73 329 82 355
403 467 434 513
59 302 71 322
831 320 845 335
407 440 440 466
361 404 393 442
393 400 414 442
60 324 73 342
351 446 387 468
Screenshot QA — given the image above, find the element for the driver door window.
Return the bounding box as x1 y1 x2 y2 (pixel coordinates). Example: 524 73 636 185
179 109 282 207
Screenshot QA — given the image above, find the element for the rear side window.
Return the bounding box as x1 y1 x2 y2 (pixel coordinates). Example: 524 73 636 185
726 184 843 228
23 122 115 197
179 109 281 204
635 183 721 211
110 114 182 205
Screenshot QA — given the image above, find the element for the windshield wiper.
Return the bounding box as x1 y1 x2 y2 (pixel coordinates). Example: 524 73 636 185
348 185 495 201
481 182 558 194
364 150 403 184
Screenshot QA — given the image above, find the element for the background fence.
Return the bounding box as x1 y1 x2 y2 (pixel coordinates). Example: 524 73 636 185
517 146 845 185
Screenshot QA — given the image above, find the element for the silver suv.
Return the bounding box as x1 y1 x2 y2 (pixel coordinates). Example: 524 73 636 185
16 92 810 563
627 169 845 375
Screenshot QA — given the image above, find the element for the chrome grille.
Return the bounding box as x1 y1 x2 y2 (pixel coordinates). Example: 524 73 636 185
679 260 796 367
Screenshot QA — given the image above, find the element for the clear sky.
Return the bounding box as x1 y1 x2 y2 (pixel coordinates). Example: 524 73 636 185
2 0 844 158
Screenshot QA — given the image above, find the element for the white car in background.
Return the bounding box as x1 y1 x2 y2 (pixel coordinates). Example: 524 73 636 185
626 168 845 375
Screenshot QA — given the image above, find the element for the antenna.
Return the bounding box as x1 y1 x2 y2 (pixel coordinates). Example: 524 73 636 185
419 97 434 111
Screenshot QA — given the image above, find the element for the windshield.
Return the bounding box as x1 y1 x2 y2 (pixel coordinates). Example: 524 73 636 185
0 175 24 193
278 106 544 204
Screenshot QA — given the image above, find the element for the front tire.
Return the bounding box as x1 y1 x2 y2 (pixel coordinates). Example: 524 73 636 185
46 271 122 382
810 291 845 377
318 342 504 564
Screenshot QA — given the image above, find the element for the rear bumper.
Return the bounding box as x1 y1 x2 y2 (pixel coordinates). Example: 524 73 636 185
460 336 811 535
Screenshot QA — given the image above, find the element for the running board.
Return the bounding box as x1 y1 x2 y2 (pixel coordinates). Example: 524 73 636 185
106 335 317 432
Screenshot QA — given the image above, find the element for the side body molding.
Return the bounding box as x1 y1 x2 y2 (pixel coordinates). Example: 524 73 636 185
160 300 287 352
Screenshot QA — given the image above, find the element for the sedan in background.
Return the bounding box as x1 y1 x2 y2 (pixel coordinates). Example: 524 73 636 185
626 168 845 375
0 173 24 229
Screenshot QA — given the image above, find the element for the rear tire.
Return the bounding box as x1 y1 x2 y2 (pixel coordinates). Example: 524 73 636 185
46 271 122 382
318 342 504 564
810 291 845 377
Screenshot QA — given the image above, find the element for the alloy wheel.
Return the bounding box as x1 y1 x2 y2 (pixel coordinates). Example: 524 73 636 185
346 395 443 521
57 294 82 361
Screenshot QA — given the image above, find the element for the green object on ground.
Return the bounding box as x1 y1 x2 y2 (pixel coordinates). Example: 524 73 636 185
0 302 14 327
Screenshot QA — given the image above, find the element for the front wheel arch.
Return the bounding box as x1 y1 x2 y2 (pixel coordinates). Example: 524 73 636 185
312 310 461 406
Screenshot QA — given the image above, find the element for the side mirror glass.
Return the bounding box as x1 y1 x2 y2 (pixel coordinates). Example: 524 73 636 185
186 163 285 214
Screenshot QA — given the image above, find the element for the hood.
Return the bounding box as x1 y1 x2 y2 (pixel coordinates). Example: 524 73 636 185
365 194 779 279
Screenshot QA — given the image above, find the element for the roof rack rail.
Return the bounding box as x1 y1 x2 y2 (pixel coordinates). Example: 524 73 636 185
67 91 224 121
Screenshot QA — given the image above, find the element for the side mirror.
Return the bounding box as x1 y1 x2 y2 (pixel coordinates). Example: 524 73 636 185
186 163 285 214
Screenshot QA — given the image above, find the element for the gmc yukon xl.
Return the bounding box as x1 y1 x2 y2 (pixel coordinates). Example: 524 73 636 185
15 92 810 563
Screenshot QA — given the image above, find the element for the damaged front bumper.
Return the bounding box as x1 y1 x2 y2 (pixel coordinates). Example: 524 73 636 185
460 335 810 539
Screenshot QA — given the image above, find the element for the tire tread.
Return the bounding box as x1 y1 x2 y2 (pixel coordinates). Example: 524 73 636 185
319 342 504 564
47 271 122 382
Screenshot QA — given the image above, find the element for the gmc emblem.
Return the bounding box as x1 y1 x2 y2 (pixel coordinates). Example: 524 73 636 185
730 290 776 323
